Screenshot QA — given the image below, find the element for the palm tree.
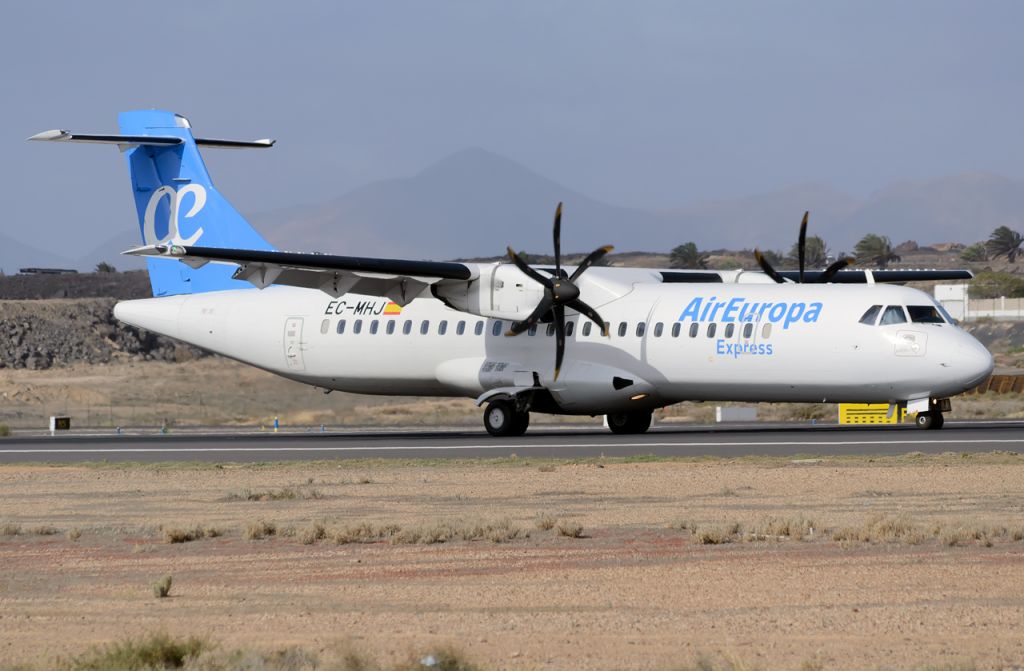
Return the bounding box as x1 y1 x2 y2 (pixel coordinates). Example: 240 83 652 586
986 226 1024 262
960 243 989 263
854 234 901 269
669 242 709 269
95 261 117 273
788 235 829 268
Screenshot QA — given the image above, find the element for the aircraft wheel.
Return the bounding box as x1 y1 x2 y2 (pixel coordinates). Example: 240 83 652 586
606 410 652 435
484 400 529 437
915 411 944 430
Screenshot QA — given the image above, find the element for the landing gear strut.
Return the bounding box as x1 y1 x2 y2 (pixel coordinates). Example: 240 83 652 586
606 410 653 435
914 411 945 430
483 400 530 437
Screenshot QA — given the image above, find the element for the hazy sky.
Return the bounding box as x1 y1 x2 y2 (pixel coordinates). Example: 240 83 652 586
3 1 1022 251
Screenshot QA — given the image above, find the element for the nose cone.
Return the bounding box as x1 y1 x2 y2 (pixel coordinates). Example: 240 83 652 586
957 337 995 391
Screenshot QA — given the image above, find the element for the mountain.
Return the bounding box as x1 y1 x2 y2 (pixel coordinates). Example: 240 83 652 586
0 232 75 275
251 148 675 258
74 230 147 272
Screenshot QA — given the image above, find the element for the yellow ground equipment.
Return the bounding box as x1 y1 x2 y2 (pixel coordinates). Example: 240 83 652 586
838 403 905 425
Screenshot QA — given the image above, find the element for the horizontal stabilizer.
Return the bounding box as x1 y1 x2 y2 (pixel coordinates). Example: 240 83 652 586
28 130 274 149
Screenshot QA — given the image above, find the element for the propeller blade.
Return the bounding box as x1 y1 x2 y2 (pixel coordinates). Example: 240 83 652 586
569 245 614 282
567 298 608 336
505 295 554 336
798 210 808 283
552 304 565 381
507 246 553 287
754 249 786 284
553 202 563 278
817 256 855 283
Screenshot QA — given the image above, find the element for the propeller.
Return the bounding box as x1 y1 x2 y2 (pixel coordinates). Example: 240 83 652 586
505 202 613 381
754 211 854 284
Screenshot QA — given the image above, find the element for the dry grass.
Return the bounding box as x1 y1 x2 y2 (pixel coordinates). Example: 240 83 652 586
695 522 742 545
534 512 557 530
66 527 82 542
163 524 223 544
224 487 323 502
749 516 816 541
244 520 277 540
556 520 584 538
0 422 10 437
829 513 924 545
3 522 23 536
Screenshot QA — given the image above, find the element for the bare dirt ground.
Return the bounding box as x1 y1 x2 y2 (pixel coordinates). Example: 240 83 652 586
2 454 1023 669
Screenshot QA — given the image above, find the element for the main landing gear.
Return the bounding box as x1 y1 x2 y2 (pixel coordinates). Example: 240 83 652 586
483 399 530 437
914 411 945 430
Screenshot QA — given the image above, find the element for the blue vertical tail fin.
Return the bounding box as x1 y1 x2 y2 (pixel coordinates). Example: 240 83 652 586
117 110 276 296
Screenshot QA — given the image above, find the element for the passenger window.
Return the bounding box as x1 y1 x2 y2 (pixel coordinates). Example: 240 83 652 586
474 321 484 336
353 319 363 334
369 320 379 335
636 322 646 337
907 305 945 323
320 319 330 334
336 319 346 335
386 320 396 335
566 322 575 337
546 323 555 337
707 323 716 338
671 322 681 338
688 323 698 338
724 323 734 338
528 324 538 336
618 322 627 337
880 306 908 325
438 320 448 335
859 305 882 325
761 323 771 339
420 320 430 335
742 323 753 338
582 322 592 337
492 320 503 336
402 320 412 335
456 320 466 335
654 323 663 337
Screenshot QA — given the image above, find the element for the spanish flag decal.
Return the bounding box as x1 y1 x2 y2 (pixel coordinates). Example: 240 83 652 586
384 302 402 315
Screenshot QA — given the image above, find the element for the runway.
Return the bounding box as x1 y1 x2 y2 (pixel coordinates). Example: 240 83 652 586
1 420 1022 463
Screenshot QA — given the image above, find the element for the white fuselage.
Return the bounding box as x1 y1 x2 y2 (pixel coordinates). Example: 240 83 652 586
114 278 994 415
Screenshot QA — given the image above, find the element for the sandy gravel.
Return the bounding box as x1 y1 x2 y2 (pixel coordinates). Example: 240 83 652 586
1 454 1023 669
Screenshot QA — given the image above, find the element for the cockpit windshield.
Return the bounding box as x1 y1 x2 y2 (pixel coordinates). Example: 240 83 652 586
907 305 946 323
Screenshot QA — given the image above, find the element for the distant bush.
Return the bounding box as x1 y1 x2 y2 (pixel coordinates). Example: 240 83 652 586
970 271 1024 298
152 575 173 599
0 423 10 437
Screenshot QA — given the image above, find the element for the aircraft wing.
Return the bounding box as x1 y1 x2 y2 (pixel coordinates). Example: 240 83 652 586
126 244 476 306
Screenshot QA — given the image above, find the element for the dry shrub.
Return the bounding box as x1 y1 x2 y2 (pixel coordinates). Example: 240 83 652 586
164 524 222 544
751 516 816 541
152 575 173 599
245 520 277 540
537 464 556 472
68 632 204 669
67 527 82 541
394 646 482 671
668 519 692 531
225 487 322 502
534 512 557 530
300 522 327 545
29 525 59 536
2 522 22 536
0 423 9 437
696 522 741 545
334 522 401 545
831 513 923 545
556 520 584 538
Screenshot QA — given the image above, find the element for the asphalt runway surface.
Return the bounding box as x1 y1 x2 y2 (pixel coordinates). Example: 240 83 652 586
0 421 1021 463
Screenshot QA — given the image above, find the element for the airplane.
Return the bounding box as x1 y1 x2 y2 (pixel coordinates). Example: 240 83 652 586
29 110 994 436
